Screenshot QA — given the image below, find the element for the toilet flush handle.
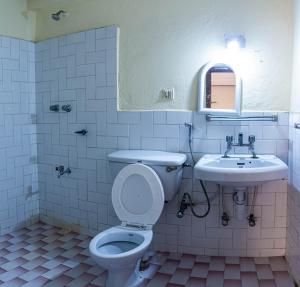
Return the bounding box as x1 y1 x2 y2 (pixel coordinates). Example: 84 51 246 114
166 166 177 172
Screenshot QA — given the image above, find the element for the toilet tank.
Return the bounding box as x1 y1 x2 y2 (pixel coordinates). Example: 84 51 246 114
107 150 187 202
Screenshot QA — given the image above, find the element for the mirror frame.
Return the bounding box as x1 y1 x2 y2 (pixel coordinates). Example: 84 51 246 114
198 61 242 115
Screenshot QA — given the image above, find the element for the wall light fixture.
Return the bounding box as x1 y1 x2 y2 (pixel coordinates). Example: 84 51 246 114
225 35 246 51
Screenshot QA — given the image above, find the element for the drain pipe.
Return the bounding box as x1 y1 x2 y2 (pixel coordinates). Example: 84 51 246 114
233 187 247 220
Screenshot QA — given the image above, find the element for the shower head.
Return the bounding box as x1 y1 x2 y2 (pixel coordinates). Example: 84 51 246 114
51 10 67 21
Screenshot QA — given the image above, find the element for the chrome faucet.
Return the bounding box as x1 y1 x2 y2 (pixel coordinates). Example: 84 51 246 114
238 133 243 146
223 133 258 158
56 165 71 178
223 136 234 158
248 135 257 158
61 104 72 112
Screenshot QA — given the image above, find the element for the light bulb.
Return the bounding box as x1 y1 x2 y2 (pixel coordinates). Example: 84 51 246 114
226 39 241 51
225 35 246 51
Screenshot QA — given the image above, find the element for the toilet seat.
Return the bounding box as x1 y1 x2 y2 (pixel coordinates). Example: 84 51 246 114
112 164 164 229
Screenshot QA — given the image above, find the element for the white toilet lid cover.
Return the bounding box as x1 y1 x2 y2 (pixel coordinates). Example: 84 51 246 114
112 164 165 227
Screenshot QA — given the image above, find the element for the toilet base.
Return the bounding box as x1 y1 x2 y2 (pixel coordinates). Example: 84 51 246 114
106 260 145 287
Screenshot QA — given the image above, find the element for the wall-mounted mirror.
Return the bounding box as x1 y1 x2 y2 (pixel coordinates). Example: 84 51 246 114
198 61 242 115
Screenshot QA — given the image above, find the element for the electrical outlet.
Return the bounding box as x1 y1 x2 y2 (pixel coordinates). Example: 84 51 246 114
161 88 175 100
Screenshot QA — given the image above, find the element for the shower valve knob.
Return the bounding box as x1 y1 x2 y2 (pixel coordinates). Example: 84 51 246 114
49 104 59 112
61 104 72 112
226 135 233 143
75 129 88 136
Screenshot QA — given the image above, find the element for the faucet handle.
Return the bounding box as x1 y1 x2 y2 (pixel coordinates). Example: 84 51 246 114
56 165 64 172
248 135 256 143
226 135 233 143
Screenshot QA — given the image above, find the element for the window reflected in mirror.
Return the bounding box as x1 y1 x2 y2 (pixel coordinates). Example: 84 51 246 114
205 66 236 109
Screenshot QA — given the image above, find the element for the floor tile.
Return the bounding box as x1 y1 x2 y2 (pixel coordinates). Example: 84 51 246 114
241 271 259 287
146 273 171 287
186 277 206 287
206 271 224 287
255 264 273 280
0 222 295 287
190 262 209 278
159 259 180 275
224 264 240 280
273 271 295 287
224 279 242 287
169 268 191 285
240 257 256 272
209 256 226 271
258 279 277 287
178 254 195 269
269 257 289 271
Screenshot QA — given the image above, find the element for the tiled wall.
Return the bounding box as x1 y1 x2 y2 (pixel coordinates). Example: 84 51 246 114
36 26 119 233
0 36 39 234
286 112 300 283
35 26 290 257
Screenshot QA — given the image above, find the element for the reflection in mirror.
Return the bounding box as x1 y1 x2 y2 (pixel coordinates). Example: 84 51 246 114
205 66 236 109
198 61 241 115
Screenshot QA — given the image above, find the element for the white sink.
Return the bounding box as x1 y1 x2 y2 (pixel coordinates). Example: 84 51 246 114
194 154 288 186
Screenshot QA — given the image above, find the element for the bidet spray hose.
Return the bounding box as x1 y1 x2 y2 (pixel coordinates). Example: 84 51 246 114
181 122 210 218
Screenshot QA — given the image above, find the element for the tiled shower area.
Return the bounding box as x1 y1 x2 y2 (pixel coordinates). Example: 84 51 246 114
0 26 298 286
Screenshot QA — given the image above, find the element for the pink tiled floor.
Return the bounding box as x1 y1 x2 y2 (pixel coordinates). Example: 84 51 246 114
0 222 295 287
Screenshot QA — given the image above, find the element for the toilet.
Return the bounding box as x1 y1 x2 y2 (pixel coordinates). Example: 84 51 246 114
89 150 186 287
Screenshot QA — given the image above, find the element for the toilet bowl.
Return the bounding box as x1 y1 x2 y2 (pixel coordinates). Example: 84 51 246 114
89 227 153 287
89 163 165 287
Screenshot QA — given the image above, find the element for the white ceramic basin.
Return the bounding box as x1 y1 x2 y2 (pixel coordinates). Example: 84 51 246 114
194 154 288 186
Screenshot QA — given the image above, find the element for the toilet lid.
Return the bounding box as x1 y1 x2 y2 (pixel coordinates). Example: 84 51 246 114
112 164 164 228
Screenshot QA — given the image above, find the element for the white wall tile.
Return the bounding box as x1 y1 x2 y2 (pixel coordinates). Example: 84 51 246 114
140 112 154 137
118 112 141 124
106 124 129 137
154 112 166 124
206 126 235 140
86 100 106 112
167 111 192 124
263 125 289 140
0 35 38 234
141 137 166 151
154 124 179 138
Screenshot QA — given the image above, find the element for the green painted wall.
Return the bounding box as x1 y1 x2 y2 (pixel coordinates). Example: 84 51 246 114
291 0 300 112
4 0 294 111
0 0 35 41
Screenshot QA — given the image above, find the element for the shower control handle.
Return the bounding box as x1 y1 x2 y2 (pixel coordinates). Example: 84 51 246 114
248 135 256 144
61 104 72 112
49 104 59 112
226 135 233 143
74 129 88 136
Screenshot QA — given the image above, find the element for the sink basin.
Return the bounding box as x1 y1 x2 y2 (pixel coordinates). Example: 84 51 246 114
194 154 288 186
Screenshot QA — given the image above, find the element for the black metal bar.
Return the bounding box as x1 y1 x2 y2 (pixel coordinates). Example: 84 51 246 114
74 129 88 135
